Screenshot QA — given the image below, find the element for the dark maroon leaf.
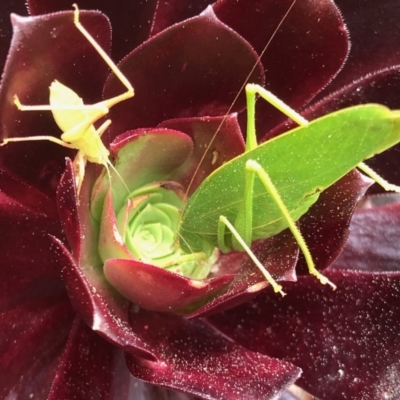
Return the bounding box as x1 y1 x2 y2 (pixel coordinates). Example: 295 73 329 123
9 350 63 400
57 159 81 259
104 6 264 141
189 230 299 318
208 270 400 400
0 294 73 398
0 169 64 311
150 0 213 37
296 169 373 274
27 0 159 62
0 166 57 217
332 200 400 272
127 308 301 399
0 0 27 72
104 258 234 314
51 234 158 361
48 317 133 400
317 0 400 98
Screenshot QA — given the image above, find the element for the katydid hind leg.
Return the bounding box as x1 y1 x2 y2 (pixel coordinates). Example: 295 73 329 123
72 4 134 109
245 159 336 289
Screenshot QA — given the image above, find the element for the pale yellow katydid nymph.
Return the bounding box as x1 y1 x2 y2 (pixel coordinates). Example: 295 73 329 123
1 4 134 193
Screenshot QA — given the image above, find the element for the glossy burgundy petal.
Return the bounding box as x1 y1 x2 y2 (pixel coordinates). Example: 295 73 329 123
150 0 213 36
309 69 400 117
0 294 73 398
332 201 400 272
0 169 64 310
78 164 106 270
208 270 400 400
57 159 103 271
0 10 111 195
0 165 69 397
51 234 158 361
296 169 373 274
318 0 400 97
189 230 299 318
105 258 234 314
127 308 301 399
6 353 62 399
48 317 134 400
0 0 27 71
0 166 58 217
159 114 245 195
214 0 349 136
104 7 264 140
57 159 81 259
27 0 159 62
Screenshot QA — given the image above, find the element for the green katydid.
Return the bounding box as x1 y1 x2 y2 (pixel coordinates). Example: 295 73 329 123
1 4 134 193
178 84 400 295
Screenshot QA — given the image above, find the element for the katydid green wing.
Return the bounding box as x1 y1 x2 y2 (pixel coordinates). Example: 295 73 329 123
179 105 400 253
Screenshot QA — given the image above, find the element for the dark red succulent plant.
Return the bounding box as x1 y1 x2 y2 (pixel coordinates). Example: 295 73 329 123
1 0 400 399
